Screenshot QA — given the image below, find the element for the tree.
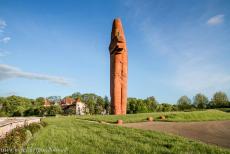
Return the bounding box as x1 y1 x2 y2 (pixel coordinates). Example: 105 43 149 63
136 99 148 113
104 96 110 114
211 91 229 108
47 96 61 105
35 97 45 106
144 96 157 112
34 106 47 116
95 97 105 114
127 98 138 114
47 105 62 116
193 93 209 109
13 106 25 117
177 96 192 111
86 97 95 114
24 108 35 116
161 103 173 112
1 96 32 116
71 92 81 99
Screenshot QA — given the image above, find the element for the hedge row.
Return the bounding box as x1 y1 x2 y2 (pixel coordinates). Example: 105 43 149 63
0 121 47 154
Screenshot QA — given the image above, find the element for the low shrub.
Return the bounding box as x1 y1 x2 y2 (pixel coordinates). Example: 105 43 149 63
0 127 27 153
24 130 32 145
25 123 42 135
0 121 47 154
40 120 48 127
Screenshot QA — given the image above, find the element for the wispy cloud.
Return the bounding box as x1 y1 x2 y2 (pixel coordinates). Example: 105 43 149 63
141 22 230 94
0 19 7 29
0 64 70 86
123 2 230 96
207 14 224 26
0 37 11 43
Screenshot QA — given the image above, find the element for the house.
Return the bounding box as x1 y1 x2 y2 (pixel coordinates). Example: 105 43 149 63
60 97 86 115
61 97 75 106
75 98 86 115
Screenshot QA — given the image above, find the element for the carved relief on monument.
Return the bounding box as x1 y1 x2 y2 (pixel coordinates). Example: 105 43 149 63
109 18 128 115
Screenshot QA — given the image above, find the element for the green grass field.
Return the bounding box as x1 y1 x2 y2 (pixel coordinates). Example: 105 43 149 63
76 109 230 123
26 116 230 154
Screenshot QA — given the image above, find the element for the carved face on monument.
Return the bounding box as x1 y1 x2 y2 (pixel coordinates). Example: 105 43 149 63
109 19 126 54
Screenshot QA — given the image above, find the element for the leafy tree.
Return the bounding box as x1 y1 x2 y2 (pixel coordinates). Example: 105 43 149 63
47 96 61 105
13 106 25 117
193 93 209 109
104 96 110 114
144 96 157 112
24 108 35 116
127 98 138 114
0 97 7 115
95 97 105 114
86 97 95 114
35 97 45 106
161 103 173 112
47 105 62 116
135 99 147 113
34 106 47 116
71 92 82 99
2 96 32 116
177 96 192 111
211 91 229 108
171 105 178 111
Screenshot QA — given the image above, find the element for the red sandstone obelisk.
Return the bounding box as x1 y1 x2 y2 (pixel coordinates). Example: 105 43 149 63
109 18 128 115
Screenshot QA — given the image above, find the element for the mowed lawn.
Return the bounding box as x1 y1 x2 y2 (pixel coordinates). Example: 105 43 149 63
76 109 230 123
26 116 230 154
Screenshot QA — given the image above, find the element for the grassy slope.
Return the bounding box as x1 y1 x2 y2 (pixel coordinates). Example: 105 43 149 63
26 117 230 154
76 109 230 123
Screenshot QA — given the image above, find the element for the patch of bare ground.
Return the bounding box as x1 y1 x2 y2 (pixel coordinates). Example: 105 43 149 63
123 120 230 148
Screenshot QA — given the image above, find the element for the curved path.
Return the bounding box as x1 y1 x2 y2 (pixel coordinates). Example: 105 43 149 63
123 120 230 148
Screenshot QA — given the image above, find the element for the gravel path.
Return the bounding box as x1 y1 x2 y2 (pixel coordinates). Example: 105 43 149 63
123 120 230 148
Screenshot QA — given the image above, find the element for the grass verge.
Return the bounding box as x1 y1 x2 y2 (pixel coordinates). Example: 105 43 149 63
76 109 230 123
26 116 230 154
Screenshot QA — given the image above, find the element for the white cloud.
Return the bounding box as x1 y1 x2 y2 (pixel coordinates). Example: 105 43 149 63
0 37 11 43
0 19 7 29
0 64 70 86
207 14 224 25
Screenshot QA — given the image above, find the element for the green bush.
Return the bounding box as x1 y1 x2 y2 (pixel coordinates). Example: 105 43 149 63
25 123 42 135
0 111 7 117
47 105 62 116
0 127 27 153
24 130 32 145
0 121 47 153
24 108 35 116
40 120 48 127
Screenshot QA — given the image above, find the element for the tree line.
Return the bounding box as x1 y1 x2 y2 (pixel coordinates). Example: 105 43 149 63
0 96 61 117
0 91 229 116
177 91 229 110
127 91 230 113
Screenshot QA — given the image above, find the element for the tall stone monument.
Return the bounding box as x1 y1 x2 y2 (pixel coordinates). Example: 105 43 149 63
109 18 128 115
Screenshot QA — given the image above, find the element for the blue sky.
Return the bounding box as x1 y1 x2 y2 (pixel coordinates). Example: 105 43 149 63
0 0 230 103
